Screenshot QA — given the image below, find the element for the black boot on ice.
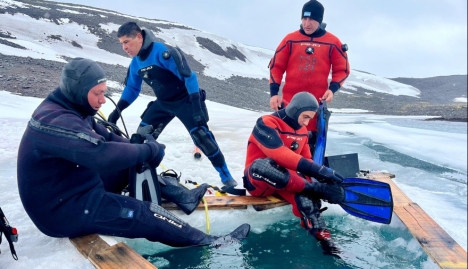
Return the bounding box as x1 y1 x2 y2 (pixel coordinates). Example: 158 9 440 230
159 170 209 215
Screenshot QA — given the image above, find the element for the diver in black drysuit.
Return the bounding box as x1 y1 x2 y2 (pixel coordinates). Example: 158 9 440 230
17 58 249 246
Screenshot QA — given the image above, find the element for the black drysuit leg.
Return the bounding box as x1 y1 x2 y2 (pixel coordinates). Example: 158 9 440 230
140 97 233 183
84 190 213 247
174 101 229 174
100 168 130 194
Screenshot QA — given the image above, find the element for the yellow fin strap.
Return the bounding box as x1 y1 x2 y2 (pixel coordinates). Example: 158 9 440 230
266 196 282 202
202 198 210 234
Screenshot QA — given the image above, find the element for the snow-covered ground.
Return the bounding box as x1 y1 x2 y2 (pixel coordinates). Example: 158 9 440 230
0 91 466 268
0 5 428 98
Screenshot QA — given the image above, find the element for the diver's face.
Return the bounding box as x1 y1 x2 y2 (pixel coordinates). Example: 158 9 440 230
301 17 320 35
88 82 107 110
298 111 316 127
119 33 143 57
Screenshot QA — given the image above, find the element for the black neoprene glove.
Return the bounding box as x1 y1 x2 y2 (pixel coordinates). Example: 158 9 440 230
144 134 166 168
108 110 120 124
303 181 344 204
320 183 344 204
298 159 344 184
190 92 206 126
137 125 154 136
316 183 344 204
108 99 130 124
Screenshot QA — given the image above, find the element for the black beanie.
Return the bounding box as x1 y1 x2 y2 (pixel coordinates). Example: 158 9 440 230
301 0 324 23
285 92 319 122
60 58 107 106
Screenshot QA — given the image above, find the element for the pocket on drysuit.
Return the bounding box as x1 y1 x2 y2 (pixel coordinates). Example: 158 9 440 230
91 193 137 231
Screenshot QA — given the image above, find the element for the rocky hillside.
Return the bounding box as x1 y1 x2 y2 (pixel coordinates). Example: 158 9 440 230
0 0 466 121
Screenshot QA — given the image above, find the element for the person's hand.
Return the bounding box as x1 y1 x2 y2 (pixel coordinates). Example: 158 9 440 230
318 183 344 204
108 99 130 124
108 110 120 124
152 123 165 140
306 162 344 184
316 165 344 184
137 125 154 136
145 134 166 168
304 181 344 204
269 95 282 111
321 90 334 103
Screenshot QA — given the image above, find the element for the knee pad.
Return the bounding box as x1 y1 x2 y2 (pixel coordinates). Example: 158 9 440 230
249 158 290 189
190 126 219 157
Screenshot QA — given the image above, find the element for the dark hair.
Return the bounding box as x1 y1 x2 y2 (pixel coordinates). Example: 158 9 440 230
117 22 142 38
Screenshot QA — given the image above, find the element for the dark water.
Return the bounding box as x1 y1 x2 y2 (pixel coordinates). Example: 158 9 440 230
139 215 432 269
126 117 466 268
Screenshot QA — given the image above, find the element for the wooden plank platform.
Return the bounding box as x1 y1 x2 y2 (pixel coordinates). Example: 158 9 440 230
70 172 466 269
162 194 289 211
367 172 467 269
70 234 156 269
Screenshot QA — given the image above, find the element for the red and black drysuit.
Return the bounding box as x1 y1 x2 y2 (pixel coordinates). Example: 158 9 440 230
269 27 350 132
243 109 345 241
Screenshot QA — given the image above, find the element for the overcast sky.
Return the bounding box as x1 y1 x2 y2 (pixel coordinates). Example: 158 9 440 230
53 0 467 79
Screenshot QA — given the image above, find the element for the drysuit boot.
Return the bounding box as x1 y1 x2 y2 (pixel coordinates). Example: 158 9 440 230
301 214 341 257
309 228 341 257
298 195 341 257
159 175 209 215
197 223 251 246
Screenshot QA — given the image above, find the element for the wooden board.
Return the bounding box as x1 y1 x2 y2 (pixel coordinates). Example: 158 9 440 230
162 194 289 211
368 172 467 269
70 172 467 269
70 235 157 269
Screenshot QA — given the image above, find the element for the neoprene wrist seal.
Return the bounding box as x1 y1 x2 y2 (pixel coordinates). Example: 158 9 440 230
116 99 130 112
297 158 322 178
270 83 280 97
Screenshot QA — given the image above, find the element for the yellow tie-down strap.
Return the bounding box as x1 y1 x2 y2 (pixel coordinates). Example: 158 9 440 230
266 195 282 202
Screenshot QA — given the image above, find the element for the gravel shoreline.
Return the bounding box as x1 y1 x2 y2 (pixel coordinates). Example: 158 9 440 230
1 54 466 122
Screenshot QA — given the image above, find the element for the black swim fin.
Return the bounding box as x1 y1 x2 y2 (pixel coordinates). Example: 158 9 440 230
339 177 393 224
197 223 251 247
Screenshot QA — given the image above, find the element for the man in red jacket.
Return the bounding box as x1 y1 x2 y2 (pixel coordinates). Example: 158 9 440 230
269 0 350 149
244 92 345 255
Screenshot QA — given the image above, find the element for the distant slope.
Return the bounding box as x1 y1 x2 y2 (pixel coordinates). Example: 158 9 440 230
0 0 466 121
389 75 467 104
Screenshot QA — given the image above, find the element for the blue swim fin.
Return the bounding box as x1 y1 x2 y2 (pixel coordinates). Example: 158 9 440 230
339 177 393 224
313 100 331 165
312 101 393 224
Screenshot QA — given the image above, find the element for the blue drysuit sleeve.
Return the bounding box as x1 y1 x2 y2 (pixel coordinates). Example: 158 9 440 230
121 60 143 105
184 72 199 95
